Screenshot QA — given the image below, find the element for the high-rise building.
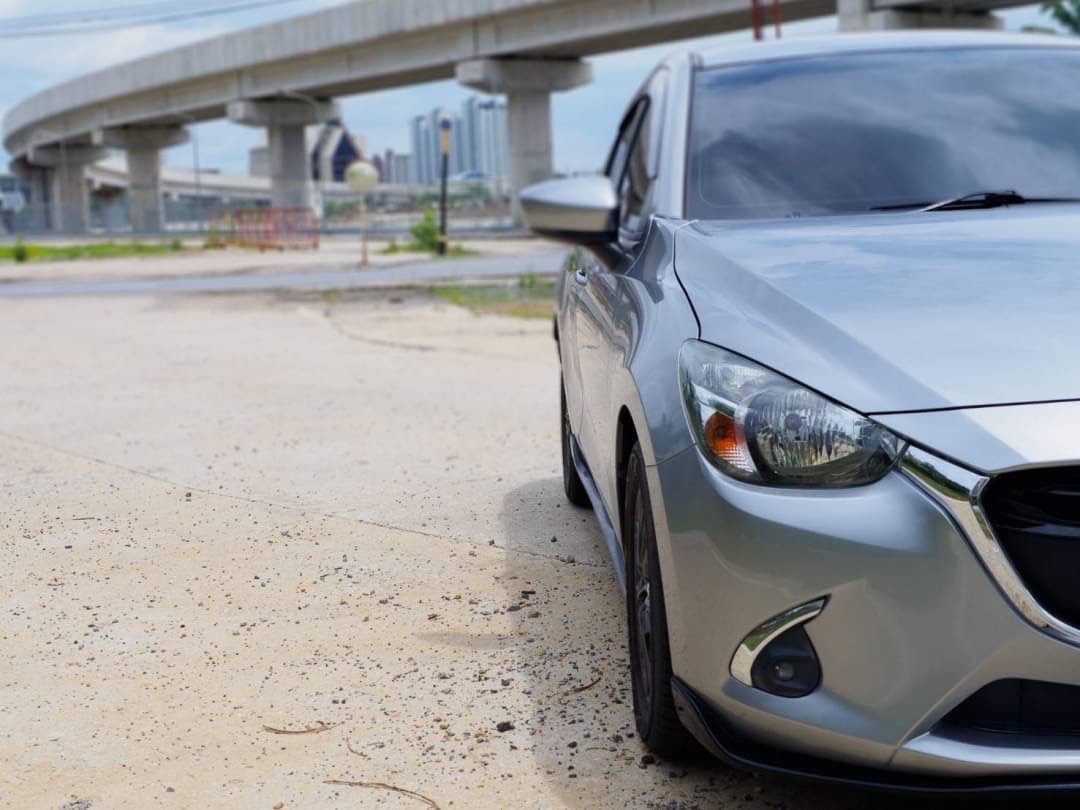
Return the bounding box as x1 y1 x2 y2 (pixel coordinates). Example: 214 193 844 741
392 153 414 186
472 98 509 181
403 96 509 185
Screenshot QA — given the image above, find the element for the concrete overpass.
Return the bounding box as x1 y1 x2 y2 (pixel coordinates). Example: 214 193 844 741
3 0 1005 234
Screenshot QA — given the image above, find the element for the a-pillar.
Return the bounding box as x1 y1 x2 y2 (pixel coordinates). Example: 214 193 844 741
227 98 340 209
837 0 1001 30
456 58 592 224
24 144 108 234
95 126 190 233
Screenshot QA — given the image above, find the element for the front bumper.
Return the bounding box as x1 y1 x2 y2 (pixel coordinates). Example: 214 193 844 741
650 443 1080 785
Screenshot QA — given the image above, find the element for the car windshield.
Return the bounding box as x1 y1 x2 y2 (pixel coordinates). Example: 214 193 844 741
686 47 1080 220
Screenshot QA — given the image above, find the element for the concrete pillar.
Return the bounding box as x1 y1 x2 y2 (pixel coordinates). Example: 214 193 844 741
227 98 340 210
24 144 108 234
837 0 1001 30
267 124 310 208
457 58 592 224
10 158 50 232
96 126 190 233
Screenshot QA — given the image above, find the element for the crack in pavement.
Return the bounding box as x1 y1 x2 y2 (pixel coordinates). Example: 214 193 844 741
298 305 534 361
0 430 603 571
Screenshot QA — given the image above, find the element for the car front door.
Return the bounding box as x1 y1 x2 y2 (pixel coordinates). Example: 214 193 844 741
574 71 667 515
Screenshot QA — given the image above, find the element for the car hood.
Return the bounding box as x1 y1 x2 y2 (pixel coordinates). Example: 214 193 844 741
675 205 1080 414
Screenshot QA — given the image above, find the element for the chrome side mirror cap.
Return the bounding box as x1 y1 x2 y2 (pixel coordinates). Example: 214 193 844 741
520 175 618 245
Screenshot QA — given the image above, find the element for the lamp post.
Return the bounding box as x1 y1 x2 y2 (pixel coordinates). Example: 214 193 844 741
437 113 453 257
173 112 203 230
346 160 379 267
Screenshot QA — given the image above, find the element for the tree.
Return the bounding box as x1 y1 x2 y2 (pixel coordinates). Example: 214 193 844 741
1043 0 1080 34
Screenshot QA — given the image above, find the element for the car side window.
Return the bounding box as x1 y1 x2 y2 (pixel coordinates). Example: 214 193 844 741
606 100 647 193
620 101 653 237
610 71 668 247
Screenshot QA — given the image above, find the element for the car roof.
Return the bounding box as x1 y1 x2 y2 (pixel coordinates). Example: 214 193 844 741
692 30 1080 69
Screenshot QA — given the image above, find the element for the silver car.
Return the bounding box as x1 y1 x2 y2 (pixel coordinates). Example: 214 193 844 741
522 31 1080 792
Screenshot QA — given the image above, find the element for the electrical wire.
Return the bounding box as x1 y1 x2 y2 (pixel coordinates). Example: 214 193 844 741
0 0 308 38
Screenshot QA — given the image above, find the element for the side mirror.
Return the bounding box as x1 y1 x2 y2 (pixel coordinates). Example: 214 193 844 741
520 175 617 245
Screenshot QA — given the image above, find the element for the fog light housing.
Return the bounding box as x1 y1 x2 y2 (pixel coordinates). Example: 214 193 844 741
750 625 821 698
730 597 826 698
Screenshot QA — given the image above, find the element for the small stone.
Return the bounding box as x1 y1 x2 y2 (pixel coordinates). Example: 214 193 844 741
496 721 514 733
640 754 655 768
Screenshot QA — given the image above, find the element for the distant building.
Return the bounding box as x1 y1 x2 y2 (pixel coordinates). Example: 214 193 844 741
0 173 30 232
392 153 415 186
405 96 509 186
466 97 509 182
311 120 366 183
410 115 434 186
248 146 269 178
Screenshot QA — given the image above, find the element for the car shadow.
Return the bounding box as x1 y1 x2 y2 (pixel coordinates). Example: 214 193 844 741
496 476 931 809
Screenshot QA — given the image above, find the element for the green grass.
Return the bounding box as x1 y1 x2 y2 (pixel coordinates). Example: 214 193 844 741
432 276 556 319
0 240 185 263
380 239 477 258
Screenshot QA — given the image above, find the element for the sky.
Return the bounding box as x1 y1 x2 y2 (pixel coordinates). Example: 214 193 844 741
0 0 1060 178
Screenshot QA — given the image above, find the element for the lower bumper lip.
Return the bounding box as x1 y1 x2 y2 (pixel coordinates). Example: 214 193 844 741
672 677 1080 794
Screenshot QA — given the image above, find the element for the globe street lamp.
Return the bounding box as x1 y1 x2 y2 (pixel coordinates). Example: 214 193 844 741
345 159 379 267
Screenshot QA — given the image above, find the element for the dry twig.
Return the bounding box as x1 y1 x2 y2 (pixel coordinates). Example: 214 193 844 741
262 721 335 735
560 673 602 700
325 779 441 809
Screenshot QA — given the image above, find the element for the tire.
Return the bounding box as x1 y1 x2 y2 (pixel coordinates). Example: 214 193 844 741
561 383 591 508
624 441 695 759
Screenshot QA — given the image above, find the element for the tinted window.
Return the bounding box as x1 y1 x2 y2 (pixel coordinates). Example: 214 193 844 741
687 48 1080 220
606 100 646 185
620 98 652 233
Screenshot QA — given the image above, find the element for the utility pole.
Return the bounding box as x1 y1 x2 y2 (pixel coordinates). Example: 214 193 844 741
438 113 452 256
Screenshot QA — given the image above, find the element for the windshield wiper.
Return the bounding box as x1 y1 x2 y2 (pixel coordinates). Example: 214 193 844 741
872 190 1080 213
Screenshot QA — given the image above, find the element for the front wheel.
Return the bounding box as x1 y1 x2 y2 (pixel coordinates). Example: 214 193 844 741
624 441 695 759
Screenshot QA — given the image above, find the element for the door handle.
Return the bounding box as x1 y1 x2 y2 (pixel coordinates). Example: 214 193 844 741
574 267 589 285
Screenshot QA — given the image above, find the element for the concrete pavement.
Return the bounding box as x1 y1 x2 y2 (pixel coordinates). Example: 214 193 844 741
0 273 890 807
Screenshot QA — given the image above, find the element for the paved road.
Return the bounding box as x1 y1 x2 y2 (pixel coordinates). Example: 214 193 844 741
0 249 568 297
0 258 1006 809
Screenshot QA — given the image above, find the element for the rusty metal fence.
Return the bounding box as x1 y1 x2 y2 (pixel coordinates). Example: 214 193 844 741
208 208 320 251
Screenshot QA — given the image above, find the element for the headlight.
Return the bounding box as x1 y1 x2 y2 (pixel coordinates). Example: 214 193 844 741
678 341 904 487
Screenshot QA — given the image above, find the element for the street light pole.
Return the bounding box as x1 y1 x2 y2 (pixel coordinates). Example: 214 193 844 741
437 113 452 257
174 112 203 230
346 160 378 268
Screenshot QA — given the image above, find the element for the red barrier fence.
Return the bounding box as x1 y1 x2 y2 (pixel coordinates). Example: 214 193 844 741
209 208 320 251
